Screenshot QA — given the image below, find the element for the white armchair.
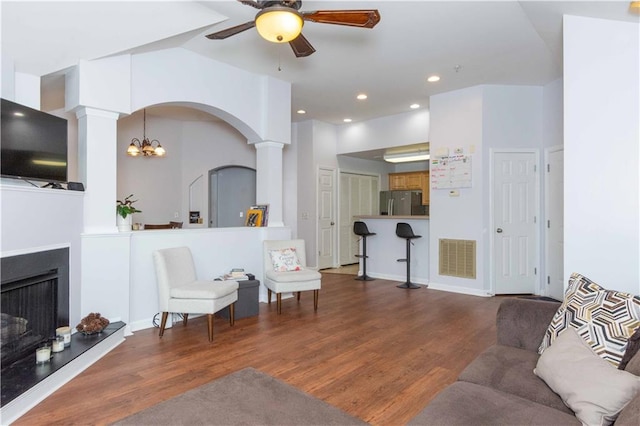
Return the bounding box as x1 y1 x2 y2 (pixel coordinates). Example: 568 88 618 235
263 239 322 314
152 246 238 342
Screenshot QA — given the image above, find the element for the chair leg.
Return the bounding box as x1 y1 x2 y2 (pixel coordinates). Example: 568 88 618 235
314 289 319 311
267 289 272 304
277 293 282 314
297 291 301 301
159 312 169 338
229 303 235 326
207 314 214 342
183 313 189 326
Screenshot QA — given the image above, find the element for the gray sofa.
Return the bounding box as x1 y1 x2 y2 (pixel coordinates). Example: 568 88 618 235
410 298 640 425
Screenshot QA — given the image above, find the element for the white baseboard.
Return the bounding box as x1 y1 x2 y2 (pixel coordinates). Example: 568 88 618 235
426 282 492 297
365 272 430 286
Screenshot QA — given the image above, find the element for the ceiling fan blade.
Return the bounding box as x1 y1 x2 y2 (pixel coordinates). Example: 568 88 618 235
302 10 381 28
289 33 316 57
237 0 264 9
205 21 256 40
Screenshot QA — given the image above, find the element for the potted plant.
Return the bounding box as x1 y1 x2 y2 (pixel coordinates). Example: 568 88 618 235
116 194 142 231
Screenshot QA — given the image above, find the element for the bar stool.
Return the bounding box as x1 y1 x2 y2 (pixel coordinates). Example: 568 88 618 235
396 222 422 289
353 221 376 281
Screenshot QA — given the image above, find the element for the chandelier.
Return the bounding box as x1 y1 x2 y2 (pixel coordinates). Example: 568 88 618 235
127 109 166 157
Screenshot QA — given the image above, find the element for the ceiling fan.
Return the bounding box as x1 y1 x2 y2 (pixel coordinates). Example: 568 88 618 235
205 0 381 57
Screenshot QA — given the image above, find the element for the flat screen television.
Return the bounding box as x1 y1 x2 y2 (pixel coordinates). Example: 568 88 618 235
1 98 68 184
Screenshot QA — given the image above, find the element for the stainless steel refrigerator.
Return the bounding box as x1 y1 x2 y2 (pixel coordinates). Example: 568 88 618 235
379 190 426 216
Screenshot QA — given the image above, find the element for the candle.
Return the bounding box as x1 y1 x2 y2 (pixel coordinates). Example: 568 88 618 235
52 336 65 353
36 345 51 364
56 326 71 347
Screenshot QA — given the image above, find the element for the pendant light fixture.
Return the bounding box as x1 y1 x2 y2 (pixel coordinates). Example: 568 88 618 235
127 109 166 157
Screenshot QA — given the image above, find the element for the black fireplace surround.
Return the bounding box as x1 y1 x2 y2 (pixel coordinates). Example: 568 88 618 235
1 248 69 370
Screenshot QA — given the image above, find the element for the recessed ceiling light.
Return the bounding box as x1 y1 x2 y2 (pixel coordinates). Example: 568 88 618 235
343 118 352 123
410 104 420 109
427 75 440 83
297 109 306 114
357 94 368 100
13 112 25 117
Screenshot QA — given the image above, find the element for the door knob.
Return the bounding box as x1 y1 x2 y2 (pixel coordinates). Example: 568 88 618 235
330 221 335 226
496 228 503 233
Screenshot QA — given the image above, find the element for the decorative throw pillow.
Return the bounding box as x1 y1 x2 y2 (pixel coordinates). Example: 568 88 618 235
269 248 302 272
534 328 640 426
619 327 640 371
538 273 640 368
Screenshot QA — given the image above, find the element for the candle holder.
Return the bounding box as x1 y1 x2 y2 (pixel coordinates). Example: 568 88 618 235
52 336 65 353
56 326 71 347
35 344 51 364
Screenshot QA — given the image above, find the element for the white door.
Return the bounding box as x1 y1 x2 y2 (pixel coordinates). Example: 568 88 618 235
545 147 564 300
317 167 336 269
493 151 538 294
339 173 352 265
349 175 362 260
337 172 380 265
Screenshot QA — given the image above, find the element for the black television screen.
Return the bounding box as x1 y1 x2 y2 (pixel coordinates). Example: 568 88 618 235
1 98 68 183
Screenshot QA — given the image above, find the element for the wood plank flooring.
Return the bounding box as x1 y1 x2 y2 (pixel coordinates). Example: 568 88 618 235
15 273 505 425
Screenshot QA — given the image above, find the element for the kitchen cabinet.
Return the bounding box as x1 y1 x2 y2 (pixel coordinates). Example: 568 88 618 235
389 171 430 205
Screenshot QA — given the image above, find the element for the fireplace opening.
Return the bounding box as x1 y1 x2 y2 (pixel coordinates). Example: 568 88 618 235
1 270 59 368
1 248 69 373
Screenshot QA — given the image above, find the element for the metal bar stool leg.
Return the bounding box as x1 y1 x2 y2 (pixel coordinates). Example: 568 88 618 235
354 221 376 281
396 222 421 289
355 234 375 281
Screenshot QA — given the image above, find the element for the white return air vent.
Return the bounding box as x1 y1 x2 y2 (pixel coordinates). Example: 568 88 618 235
439 239 476 279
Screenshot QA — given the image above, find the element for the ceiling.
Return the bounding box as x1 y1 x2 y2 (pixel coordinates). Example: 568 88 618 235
2 1 638 129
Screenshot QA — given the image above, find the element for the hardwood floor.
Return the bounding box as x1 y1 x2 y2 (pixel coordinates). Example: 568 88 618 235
15 273 504 425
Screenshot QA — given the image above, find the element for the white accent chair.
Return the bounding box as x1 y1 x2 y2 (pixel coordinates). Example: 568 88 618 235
263 239 322 314
153 246 238 342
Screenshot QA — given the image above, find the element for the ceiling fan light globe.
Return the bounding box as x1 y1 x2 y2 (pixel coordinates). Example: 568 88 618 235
256 7 303 43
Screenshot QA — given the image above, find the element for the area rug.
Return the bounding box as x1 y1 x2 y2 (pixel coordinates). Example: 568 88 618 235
113 367 366 425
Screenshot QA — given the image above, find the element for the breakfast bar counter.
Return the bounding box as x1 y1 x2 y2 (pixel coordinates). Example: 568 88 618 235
355 215 429 220
353 216 429 286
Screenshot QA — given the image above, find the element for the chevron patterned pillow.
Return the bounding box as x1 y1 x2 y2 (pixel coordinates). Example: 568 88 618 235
538 273 640 368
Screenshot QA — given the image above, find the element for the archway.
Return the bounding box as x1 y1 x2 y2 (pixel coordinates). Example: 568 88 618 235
208 165 256 228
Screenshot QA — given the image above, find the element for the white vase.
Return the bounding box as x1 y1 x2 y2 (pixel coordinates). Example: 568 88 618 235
117 214 132 232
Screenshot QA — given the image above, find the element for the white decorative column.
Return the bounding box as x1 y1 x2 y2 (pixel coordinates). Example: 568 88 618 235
254 141 284 227
76 107 120 234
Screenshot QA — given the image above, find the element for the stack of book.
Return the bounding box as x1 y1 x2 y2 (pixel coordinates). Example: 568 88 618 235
221 268 249 281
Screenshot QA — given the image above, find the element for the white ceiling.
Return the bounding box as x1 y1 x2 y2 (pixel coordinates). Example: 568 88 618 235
2 1 638 128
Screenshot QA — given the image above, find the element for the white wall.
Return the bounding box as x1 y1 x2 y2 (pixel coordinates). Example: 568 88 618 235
128 226 291 331
0 186 84 327
294 121 314 253
428 85 546 295
483 85 544 291
117 113 254 227
297 110 430 265
295 120 339 262
336 109 430 154
542 78 563 149
429 86 486 294
564 16 640 295
283 124 298 237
